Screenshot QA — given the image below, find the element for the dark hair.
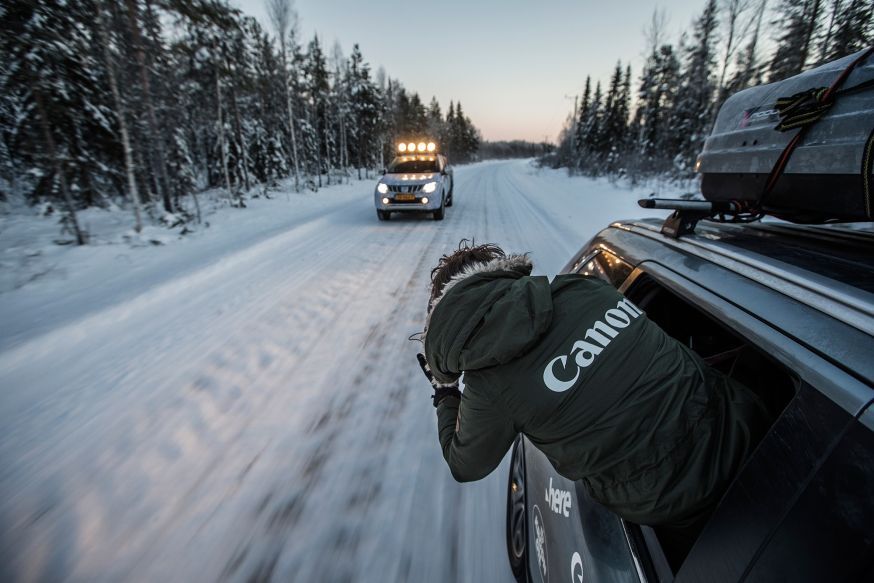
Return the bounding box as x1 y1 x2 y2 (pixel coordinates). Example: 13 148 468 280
429 239 506 310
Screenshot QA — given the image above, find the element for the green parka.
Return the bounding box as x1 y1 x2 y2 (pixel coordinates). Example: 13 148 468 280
423 255 769 526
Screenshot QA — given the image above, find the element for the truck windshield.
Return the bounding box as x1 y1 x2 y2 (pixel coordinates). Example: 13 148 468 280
388 156 439 173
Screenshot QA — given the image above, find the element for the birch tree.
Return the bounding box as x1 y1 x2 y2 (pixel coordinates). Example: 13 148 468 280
768 0 824 80
726 0 767 94
715 0 754 107
266 0 302 191
96 4 143 233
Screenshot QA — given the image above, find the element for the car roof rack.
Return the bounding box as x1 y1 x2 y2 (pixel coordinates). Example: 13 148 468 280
638 198 759 239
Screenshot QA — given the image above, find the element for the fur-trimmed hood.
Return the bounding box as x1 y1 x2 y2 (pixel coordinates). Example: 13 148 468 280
426 254 534 320
423 255 554 385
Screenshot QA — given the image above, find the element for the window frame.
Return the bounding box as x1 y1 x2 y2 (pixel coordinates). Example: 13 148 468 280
571 256 868 579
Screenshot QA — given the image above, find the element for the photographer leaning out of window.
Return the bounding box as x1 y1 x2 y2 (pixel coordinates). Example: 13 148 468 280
416 240 771 564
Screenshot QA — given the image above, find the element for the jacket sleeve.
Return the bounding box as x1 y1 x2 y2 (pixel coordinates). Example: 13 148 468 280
436 379 517 483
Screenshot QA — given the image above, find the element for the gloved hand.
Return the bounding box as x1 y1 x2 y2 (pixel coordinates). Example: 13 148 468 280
417 353 461 407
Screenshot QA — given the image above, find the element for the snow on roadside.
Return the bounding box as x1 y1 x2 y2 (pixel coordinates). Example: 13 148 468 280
0 177 376 351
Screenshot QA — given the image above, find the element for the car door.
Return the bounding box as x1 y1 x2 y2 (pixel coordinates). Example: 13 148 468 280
521 437 641 583
442 155 453 190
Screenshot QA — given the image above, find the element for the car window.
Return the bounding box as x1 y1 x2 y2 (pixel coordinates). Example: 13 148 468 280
732 403 874 582
678 380 858 581
387 156 439 173
621 271 799 574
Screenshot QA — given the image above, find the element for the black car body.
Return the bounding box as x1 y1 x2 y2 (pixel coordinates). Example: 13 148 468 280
506 217 874 583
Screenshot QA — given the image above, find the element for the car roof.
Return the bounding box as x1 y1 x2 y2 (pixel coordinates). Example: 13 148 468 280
611 217 874 326
587 217 874 398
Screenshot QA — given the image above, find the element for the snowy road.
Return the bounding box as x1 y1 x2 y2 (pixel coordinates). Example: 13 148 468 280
0 160 664 582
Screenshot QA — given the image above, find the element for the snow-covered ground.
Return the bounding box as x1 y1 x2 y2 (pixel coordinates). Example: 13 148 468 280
0 159 666 582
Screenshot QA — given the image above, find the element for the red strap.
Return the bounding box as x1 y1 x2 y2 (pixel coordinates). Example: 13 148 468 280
763 131 804 195
760 46 874 204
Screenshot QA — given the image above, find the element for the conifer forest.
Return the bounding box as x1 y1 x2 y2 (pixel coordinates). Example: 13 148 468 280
551 0 873 183
0 0 481 243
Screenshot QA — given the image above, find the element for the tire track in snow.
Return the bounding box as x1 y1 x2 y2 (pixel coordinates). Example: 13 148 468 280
114 215 437 580
223 193 468 582
230 164 517 582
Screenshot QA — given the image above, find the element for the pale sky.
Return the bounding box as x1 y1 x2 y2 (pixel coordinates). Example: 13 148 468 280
234 1 710 142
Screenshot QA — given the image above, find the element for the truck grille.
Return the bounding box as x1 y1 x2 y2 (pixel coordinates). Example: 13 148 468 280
390 184 424 194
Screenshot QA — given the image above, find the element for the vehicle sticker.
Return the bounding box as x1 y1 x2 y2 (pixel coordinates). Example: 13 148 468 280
571 552 584 583
545 477 572 517
739 107 779 128
532 505 549 582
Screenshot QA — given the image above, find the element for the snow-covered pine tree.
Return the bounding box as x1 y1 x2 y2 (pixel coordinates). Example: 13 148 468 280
600 62 631 174
451 102 473 162
124 0 173 214
670 0 719 176
305 35 330 188
768 0 824 81
0 11 27 202
407 93 429 136
617 65 633 174
634 43 681 176
573 76 592 170
3 0 123 243
347 44 381 180
461 106 481 162
2 0 477 226
427 97 445 146
167 127 201 222
247 20 288 189
580 81 604 174
379 78 395 162
330 42 350 179
445 101 456 159
819 0 873 62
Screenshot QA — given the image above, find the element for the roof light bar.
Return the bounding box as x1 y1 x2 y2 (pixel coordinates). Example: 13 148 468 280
397 140 439 154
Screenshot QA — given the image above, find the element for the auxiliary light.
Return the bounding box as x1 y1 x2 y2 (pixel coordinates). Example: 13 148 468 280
397 140 439 153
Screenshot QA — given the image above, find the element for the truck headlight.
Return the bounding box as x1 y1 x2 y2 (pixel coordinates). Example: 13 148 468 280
423 181 437 194
377 183 389 194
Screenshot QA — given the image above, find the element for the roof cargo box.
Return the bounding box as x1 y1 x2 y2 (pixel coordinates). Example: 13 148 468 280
698 48 874 223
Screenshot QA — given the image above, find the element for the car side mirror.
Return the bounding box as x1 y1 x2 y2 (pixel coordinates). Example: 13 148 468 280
381 168 387 175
